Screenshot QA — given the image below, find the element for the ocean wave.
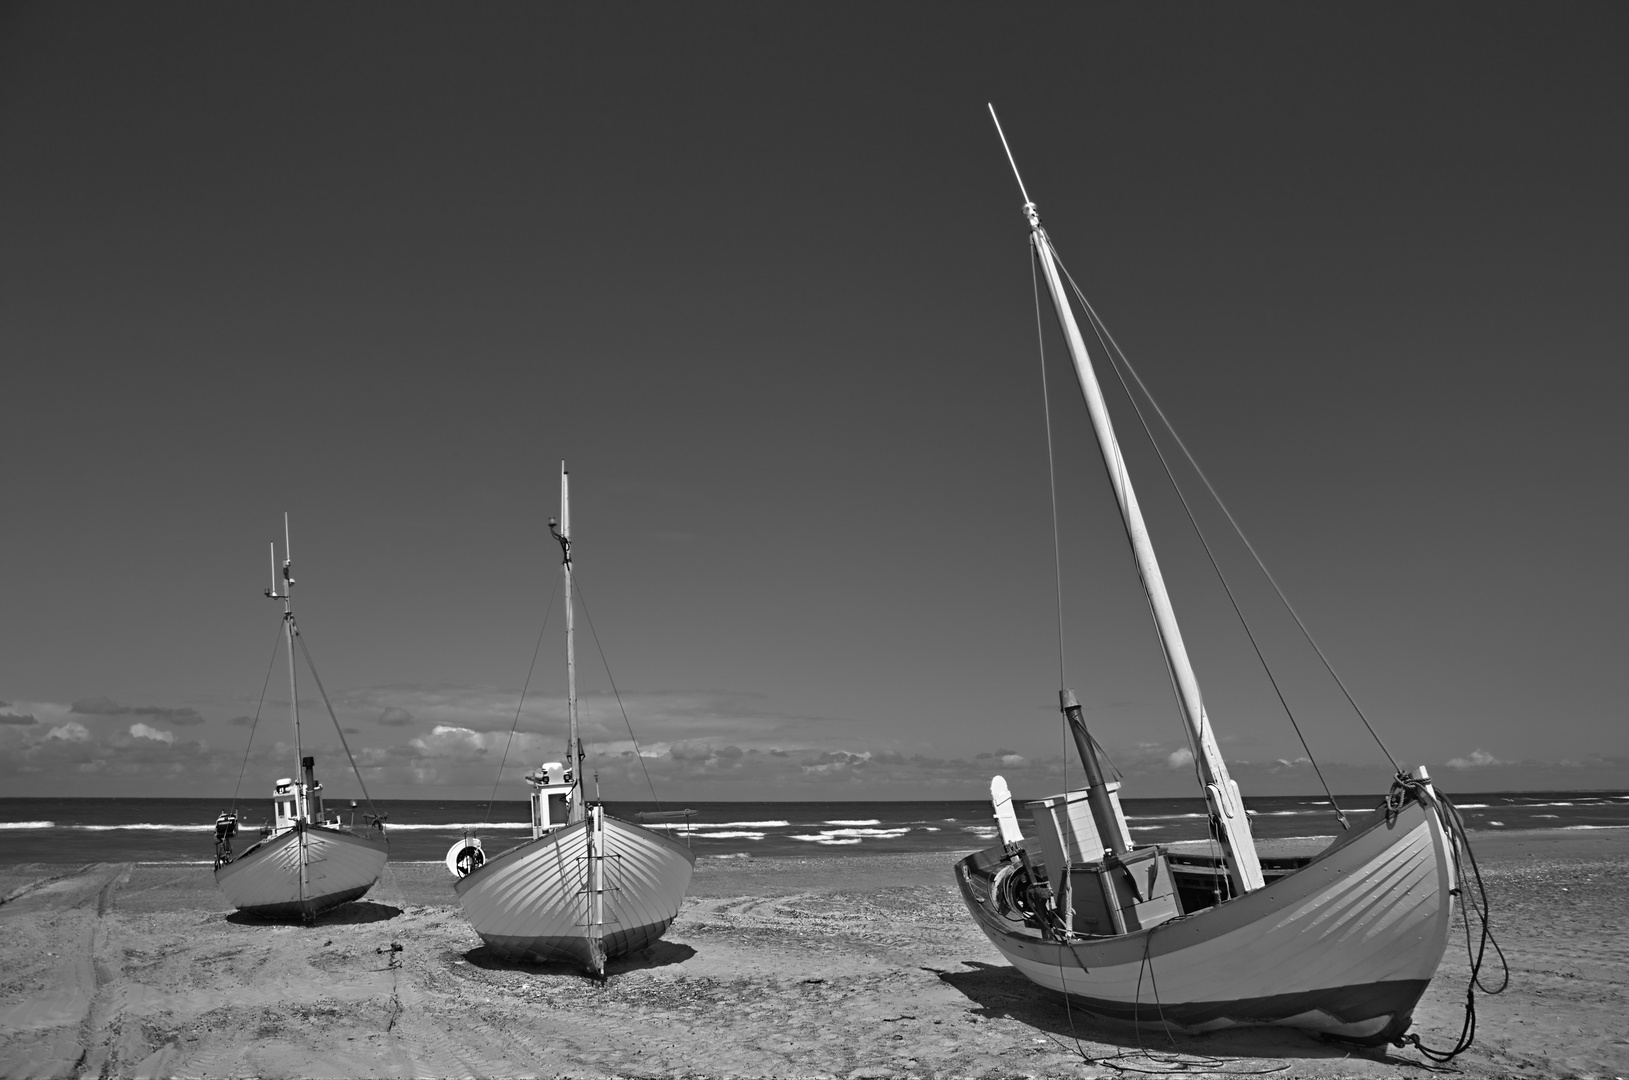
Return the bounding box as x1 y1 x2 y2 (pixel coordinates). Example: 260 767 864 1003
692 831 766 840
792 837 862 846
1126 813 1208 821
73 824 214 832
1561 824 1629 830
822 819 881 826
1455 804 1490 809
789 827 911 842
385 822 530 831
695 821 790 829
0 821 54 830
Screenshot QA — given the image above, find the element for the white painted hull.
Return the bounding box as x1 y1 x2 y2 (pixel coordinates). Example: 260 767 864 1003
955 791 1455 1044
214 822 388 920
455 814 695 971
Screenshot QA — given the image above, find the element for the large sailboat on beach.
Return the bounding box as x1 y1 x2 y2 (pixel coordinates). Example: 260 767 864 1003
954 109 1465 1046
212 517 389 922
452 464 695 975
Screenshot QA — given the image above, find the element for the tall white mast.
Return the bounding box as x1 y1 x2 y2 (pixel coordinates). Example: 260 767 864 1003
266 513 309 906
991 107 1265 894
550 462 585 825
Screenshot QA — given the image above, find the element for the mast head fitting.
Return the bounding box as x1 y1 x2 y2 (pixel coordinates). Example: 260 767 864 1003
1023 201 1041 229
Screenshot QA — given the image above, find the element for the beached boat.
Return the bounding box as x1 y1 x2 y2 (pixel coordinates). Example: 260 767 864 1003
212 517 388 921
451 464 695 975
954 109 1460 1046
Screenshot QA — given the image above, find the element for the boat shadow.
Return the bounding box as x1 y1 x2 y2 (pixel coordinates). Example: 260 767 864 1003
461 939 697 976
928 962 1427 1065
225 901 402 927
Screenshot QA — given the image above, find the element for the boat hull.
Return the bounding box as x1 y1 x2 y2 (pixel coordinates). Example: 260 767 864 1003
454 814 695 971
954 791 1454 1043
214 822 388 920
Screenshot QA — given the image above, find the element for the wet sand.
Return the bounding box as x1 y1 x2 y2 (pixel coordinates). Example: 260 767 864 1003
1 829 1624 1079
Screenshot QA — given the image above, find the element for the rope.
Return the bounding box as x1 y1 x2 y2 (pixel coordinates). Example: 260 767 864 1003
572 575 662 808
484 571 561 825
229 625 284 817
292 627 382 824
1387 779 1508 1063
1045 239 1357 820
1053 251 1401 775
1031 240 1068 692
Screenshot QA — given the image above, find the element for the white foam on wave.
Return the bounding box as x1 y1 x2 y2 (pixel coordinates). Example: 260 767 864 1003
963 825 998 838
789 827 910 843
695 820 790 829
1455 804 1490 809
0 821 54 830
1562 824 1629 830
1127 813 1207 821
822 819 881 826
789 836 862 846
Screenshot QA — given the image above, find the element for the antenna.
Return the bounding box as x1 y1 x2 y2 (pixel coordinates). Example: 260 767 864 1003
266 542 278 598
987 104 1032 206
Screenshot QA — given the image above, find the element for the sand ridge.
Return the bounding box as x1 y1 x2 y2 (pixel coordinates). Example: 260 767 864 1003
0 833 1625 1078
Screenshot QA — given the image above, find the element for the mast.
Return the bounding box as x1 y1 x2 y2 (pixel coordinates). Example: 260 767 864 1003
991 107 1265 893
266 513 309 906
550 463 586 825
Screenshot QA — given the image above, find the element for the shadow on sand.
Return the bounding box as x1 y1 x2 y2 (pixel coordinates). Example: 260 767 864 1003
226 901 402 927
460 939 697 977
929 961 1423 1067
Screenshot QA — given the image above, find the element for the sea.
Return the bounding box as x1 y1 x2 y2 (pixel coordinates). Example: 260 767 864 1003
2 790 1626 866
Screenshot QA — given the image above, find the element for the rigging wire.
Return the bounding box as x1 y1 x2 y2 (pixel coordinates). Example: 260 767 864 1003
1054 254 1402 775
1032 239 1069 692
229 625 285 818
293 628 383 823
572 575 663 808
484 571 561 825
1046 241 1355 820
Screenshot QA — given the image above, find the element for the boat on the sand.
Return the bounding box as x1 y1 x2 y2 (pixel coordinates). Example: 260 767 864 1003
955 107 1462 1047
213 516 388 922
452 464 695 975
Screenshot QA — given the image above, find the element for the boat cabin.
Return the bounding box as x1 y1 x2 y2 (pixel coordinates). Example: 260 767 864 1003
271 756 326 831
1026 784 1183 935
526 761 574 838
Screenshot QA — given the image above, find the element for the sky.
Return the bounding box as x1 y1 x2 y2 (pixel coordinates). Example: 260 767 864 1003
2 3 1626 803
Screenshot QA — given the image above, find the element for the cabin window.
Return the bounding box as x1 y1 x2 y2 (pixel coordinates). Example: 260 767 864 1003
548 793 568 824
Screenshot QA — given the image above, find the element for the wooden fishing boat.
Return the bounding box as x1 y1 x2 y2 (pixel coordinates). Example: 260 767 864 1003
954 108 1459 1046
213 516 388 922
452 464 695 975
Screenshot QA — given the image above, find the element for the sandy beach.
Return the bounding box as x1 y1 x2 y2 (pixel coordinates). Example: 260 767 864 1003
1 830 1624 1079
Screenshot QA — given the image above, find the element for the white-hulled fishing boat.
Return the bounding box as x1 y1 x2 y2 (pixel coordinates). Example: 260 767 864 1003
213 517 388 922
954 108 1471 1048
452 464 695 975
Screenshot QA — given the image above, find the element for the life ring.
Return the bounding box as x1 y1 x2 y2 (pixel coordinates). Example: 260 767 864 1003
445 837 485 878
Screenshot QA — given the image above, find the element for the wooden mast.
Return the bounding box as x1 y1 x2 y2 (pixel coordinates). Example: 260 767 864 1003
554 462 585 826
266 514 309 907
991 106 1265 894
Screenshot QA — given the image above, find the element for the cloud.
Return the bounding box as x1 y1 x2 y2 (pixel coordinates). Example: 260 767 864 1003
1445 748 1506 769
1167 746 1195 770
49 721 91 742
669 740 715 761
129 723 176 744
71 695 204 725
0 713 37 726
376 706 414 727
